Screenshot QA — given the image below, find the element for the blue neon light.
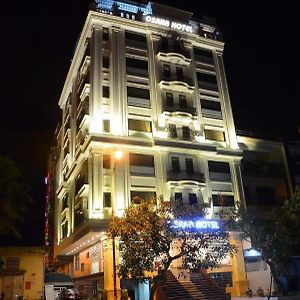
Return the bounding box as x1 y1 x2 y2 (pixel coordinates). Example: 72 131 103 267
95 0 152 15
170 219 220 231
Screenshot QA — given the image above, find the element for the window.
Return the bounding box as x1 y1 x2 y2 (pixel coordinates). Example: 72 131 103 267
125 31 147 49
129 154 154 167
103 27 109 40
127 86 150 107
189 193 197 205
171 157 180 173
169 124 177 138
176 67 184 81
103 192 111 207
166 92 174 107
197 72 218 91
126 58 148 76
212 195 235 207
103 86 110 98
81 263 85 272
160 37 168 50
62 221 68 239
130 191 156 204
201 100 221 111
174 192 183 202
163 64 171 77
194 47 214 64
205 129 225 142
103 120 110 132
179 94 187 108
208 161 230 173
103 155 111 169
75 254 80 271
182 126 191 140
130 153 155 175
103 56 109 69
185 158 194 174
128 119 152 132
6 258 20 271
86 252 89 259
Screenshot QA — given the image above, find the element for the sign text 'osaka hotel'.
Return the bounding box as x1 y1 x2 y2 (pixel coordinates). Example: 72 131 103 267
145 16 193 33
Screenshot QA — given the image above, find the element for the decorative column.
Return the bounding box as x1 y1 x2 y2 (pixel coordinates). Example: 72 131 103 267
111 26 126 136
229 232 249 296
214 50 238 149
88 151 103 218
103 237 121 300
90 27 103 133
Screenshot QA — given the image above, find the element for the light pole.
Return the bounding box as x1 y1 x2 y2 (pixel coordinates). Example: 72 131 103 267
112 150 123 300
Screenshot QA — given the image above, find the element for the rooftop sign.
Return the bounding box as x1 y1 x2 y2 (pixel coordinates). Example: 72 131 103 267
145 16 193 33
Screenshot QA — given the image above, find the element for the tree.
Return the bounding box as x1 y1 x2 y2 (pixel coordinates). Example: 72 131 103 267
109 199 235 299
0 155 32 237
230 188 300 298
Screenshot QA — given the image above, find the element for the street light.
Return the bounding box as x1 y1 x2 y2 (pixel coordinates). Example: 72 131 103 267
112 150 123 300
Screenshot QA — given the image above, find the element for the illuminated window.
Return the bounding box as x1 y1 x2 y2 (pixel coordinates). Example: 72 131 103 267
75 254 80 271
212 195 234 207
103 119 110 132
128 119 152 132
205 129 225 142
103 155 111 169
130 191 156 204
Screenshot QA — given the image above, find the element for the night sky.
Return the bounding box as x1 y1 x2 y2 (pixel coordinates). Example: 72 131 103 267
0 0 299 245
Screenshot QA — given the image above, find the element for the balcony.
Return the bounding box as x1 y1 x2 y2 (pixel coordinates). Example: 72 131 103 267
159 75 194 93
167 171 205 185
75 176 89 197
163 104 197 116
157 45 191 66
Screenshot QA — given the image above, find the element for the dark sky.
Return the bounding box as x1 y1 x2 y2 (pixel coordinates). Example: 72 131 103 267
0 0 299 244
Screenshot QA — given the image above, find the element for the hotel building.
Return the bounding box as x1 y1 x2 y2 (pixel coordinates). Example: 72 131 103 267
49 1 292 299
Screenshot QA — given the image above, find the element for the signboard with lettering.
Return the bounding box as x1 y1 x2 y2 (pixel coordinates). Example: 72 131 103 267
145 16 193 33
170 219 220 232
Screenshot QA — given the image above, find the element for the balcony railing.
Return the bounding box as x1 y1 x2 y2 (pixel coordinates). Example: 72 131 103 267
161 74 194 87
167 171 205 183
75 176 89 196
163 104 197 116
158 45 190 59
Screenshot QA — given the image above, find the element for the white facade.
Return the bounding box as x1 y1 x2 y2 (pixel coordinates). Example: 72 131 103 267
53 1 250 298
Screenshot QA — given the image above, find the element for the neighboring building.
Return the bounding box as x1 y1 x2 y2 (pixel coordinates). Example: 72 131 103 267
49 1 292 299
237 133 293 292
286 138 300 190
0 247 45 300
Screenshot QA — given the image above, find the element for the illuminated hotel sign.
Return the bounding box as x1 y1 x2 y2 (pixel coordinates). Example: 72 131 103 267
145 15 193 33
171 219 220 231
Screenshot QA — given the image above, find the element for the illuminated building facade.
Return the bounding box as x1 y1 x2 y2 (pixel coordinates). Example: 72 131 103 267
51 1 291 299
